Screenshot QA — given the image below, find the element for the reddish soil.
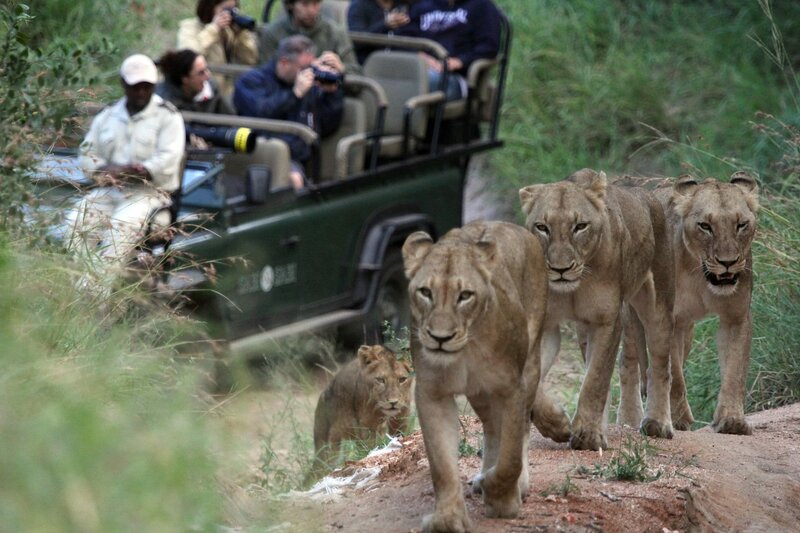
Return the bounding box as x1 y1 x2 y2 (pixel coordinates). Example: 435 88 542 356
265 402 800 532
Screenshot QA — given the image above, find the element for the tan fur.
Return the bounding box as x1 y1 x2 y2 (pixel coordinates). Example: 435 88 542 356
519 168 675 451
403 221 547 533
310 345 413 481
619 172 759 435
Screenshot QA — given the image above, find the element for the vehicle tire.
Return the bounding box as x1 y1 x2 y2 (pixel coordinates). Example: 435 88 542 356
337 247 410 349
373 248 411 341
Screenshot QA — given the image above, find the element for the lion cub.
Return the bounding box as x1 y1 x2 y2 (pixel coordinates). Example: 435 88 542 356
310 344 413 479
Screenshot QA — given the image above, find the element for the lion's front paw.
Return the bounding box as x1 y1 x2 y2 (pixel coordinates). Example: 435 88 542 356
569 423 606 451
483 485 521 519
422 508 473 533
532 402 571 443
640 417 674 439
713 415 752 435
672 408 695 431
469 472 485 495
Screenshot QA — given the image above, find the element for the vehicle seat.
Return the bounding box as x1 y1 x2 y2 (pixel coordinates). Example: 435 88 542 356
317 96 367 181
363 50 445 159
223 136 292 191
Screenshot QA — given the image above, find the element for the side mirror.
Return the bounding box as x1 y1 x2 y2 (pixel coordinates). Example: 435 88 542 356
246 164 270 204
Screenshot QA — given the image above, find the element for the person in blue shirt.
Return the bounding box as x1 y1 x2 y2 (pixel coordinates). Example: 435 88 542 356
397 0 501 100
347 0 410 64
233 34 344 187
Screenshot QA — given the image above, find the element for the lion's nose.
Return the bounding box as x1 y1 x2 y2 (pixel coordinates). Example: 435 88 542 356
549 262 575 275
717 257 739 269
427 330 455 344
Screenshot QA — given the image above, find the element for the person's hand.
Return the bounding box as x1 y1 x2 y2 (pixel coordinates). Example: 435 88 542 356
293 67 315 98
316 51 344 74
385 10 409 28
212 9 232 30
419 52 441 72
446 57 463 73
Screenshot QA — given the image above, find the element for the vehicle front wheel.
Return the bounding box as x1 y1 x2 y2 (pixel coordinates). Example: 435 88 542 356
337 248 410 350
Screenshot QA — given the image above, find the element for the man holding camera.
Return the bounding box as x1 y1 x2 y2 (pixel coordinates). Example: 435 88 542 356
259 0 361 75
234 35 344 188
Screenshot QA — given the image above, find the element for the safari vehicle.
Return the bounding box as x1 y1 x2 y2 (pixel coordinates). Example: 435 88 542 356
35 8 511 355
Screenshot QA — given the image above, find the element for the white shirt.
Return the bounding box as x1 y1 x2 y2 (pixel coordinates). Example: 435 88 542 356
79 94 185 192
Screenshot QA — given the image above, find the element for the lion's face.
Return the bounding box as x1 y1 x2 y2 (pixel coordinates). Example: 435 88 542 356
519 169 608 293
402 231 493 364
357 345 413 418
672 173 759 296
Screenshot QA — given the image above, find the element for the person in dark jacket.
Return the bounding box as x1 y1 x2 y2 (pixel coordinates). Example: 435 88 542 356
346 0 410 64
156 49 235 114
233 34 344 188
397 0 501 100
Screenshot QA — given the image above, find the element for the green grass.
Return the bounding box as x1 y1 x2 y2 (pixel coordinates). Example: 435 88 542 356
577 434 662 483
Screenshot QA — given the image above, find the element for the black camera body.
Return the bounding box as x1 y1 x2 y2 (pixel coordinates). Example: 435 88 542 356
226 8 256 31
312 66 342 85
186 124 256 153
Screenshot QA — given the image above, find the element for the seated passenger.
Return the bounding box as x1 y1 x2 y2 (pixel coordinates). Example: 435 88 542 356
156 49 235 114
234 35 344 189
397 0 501 101
259 0 361 75
347 0 410 64
66 54 185 292
178 0 258 96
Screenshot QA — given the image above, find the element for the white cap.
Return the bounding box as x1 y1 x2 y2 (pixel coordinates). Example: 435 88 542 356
120 54 158 85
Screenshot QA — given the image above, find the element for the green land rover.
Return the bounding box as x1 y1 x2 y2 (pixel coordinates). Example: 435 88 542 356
34 16 511 356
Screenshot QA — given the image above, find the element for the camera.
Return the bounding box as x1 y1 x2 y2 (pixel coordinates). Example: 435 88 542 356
225 8 256 31
186 124 256 153
312 66 342 85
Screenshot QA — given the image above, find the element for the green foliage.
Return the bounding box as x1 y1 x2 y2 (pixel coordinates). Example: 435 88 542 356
0 243 225 532
382 320 411 362
577 434 662 483
495 0 799 190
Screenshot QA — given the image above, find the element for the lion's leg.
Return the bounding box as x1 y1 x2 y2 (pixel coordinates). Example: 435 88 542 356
630 284 675 440
617 304 646 427
417 388 472 533
713 313 753 435
475 392 526 519
468 392 501 495
670 322 695 430
570 318 622 451
531 324 572 442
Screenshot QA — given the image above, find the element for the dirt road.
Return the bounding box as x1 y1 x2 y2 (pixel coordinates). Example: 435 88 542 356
263 402 800 532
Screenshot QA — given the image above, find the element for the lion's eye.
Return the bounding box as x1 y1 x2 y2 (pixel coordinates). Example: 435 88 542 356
418 287 432 300
698 222 713 233
458 291 474 303
376 378 386 385
574 222 588 233
737 221 748 232
398 377 407 384
534 223 549 235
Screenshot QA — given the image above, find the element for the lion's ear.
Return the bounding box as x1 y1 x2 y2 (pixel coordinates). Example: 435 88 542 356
673 174 699 197
402 231 433 279
475 232 498 263
519 185 542 215
569 168 607 207
730 171 758 194
730 171 760 213
357 345 379 369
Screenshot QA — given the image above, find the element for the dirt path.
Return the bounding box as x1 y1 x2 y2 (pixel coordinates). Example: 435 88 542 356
255 401 800 532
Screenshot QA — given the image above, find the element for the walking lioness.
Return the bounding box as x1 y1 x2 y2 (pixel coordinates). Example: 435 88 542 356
519 168 675 450
618 173 759 434
403 221 547 533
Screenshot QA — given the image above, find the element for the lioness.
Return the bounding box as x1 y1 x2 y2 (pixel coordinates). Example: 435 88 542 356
403 221 547 533
310 344 413 480
519 168 675 450
618 173 759 435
